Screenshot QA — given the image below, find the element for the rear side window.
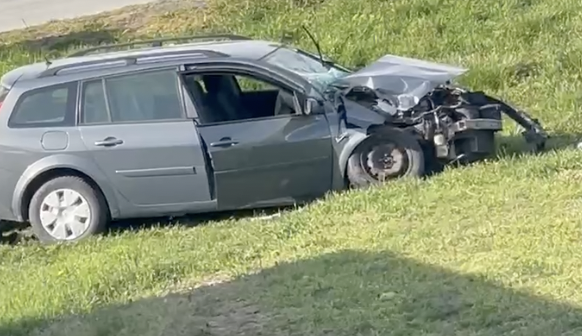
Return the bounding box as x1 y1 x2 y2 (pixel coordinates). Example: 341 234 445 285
8 82 77 128
80 69 185 124
82 80 109 124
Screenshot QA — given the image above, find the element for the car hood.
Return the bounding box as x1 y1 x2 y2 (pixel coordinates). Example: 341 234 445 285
338 54 468 110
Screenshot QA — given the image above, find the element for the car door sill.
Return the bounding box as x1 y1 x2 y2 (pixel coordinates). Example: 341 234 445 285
119 200 218 219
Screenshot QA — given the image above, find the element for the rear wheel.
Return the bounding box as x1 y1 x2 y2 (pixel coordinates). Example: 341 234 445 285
346 128 425 188
28 176 109 244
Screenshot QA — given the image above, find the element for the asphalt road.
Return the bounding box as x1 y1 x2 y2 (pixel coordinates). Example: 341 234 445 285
0 0 156 32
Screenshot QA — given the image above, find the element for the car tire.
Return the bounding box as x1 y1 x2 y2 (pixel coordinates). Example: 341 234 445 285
28 176 109 244
346 128 425 188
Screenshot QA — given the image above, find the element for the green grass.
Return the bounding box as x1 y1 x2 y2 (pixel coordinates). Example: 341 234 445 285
3 0 582 334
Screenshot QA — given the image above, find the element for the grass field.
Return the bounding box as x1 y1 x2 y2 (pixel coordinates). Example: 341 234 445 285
3 0 582 335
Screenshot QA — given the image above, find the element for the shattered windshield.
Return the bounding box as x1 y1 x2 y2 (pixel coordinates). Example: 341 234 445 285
262 47 350 91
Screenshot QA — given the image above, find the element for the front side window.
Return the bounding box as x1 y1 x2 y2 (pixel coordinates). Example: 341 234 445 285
9 83 76 128
183 72 299 125
235 74 277 92
81 69 185 125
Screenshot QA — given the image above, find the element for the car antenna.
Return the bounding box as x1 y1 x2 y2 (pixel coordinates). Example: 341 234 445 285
21 18 52 66
301 25 326 67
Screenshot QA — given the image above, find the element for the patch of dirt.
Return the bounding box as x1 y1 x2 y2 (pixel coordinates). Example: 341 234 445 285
160 276 274 336
31 275 275 336
192 299 268 336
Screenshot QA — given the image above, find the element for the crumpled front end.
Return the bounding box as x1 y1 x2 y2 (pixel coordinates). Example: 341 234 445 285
342 54 469 111
336 53 549 165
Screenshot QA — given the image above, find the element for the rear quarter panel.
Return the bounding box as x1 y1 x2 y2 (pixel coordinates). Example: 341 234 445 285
11 151 122 221
0 85 121 221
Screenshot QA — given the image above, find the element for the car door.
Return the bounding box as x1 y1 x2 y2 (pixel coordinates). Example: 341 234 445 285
78 69 214 217
184 70 334 210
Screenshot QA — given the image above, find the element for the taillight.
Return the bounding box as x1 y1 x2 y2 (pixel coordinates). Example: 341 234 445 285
0 85 9 111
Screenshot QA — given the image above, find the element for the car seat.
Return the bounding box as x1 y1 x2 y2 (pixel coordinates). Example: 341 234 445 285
203 74 253 121
183 75 226 123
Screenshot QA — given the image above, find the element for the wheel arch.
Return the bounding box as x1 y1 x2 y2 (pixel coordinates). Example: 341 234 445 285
12 155 120 222
337 125 425 181
337 127 370 179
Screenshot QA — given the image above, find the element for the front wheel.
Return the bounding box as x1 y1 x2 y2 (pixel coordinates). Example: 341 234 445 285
346 128 425 188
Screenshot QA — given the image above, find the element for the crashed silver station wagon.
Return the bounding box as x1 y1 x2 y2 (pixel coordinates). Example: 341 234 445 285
0 33 547 243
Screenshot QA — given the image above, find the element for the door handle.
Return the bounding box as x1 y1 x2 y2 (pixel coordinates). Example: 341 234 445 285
210 137 238 148
94 137 124 147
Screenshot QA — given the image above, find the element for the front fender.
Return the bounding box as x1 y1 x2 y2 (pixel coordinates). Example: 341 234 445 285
336 127 370 178
12 154 120 221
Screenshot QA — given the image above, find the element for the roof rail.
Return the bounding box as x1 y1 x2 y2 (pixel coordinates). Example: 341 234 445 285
66 34 252 58
40 49 227 78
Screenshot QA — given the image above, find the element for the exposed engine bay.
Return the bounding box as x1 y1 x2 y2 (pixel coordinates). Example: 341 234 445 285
342 83 548 167
272 31 550 172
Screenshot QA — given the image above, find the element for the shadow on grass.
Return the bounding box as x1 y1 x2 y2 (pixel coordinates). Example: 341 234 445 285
2 249 582 335
20 30 118 54
496 131 581 158
424 131 582 176
0 202 304 245
107 204 304 234
0 29 121 57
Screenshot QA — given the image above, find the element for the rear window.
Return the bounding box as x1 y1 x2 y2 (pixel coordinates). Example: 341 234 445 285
8 82 77 128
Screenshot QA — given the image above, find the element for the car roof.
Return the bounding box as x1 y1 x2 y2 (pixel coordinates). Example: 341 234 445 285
1 39 280 89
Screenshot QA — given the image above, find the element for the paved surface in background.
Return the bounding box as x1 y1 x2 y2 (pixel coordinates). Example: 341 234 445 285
0 0 157 32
